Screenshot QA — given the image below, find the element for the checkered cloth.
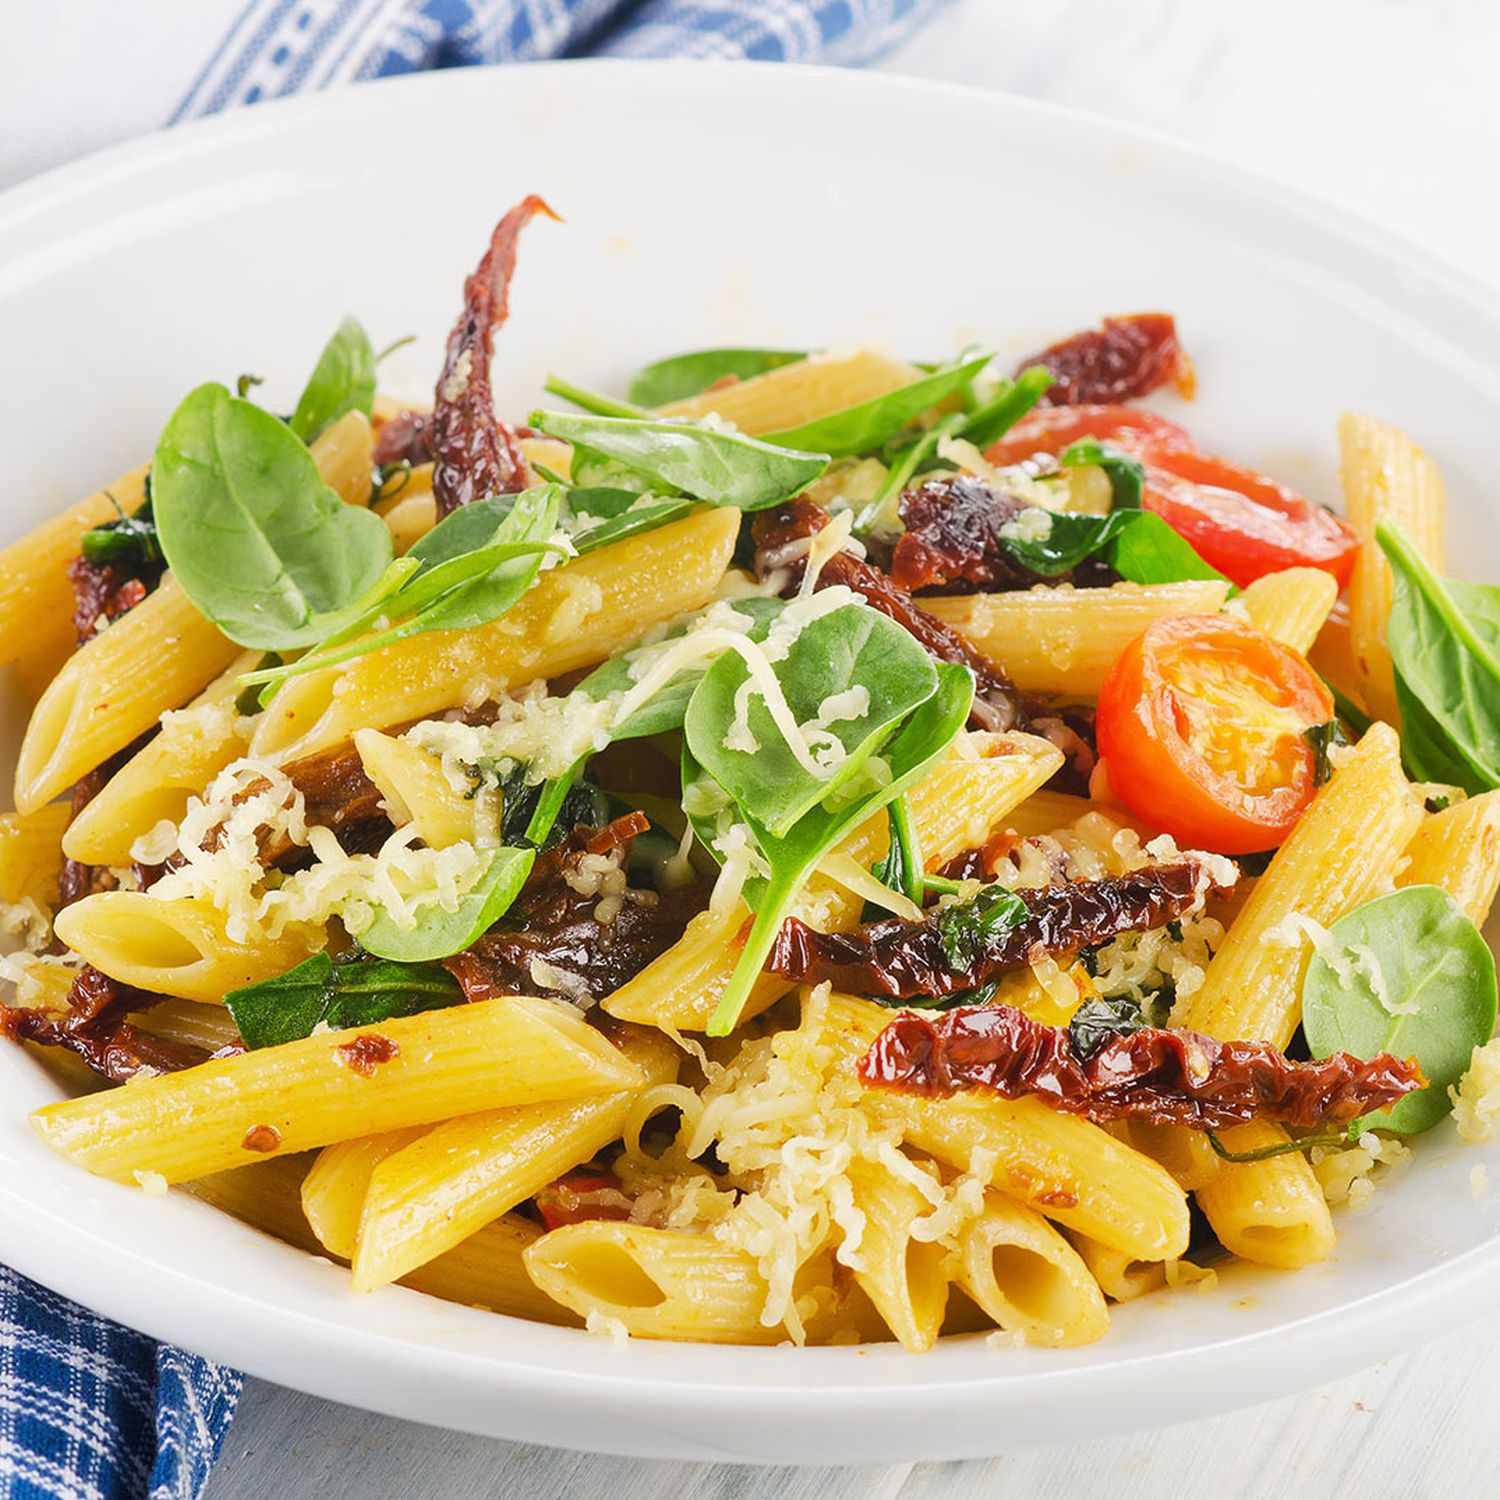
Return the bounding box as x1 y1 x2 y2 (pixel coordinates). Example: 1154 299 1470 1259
2 10 954 1499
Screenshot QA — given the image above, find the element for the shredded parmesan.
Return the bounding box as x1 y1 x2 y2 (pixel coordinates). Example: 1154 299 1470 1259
1452 1038 1500 1143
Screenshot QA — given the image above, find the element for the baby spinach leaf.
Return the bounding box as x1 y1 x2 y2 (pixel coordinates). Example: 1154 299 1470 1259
1301 885 1497 1134
934 884 1028 971
854 412 967 538
80 499 162 570
695 662 975 1035
761 354 991 457
870 795 924 908
224 952 462 1049
684 601 940 838
290 316 377 443
957 366 1054 450
994 505 1228 588
529 410 828 510
543 375 652 419
627 348 808 408
1068 995 1149 1062
564 488 698 554
358 845 538 963
1379 518 1500 793
1303 719 1350 787
1058 438 1146 509
153 382 396 649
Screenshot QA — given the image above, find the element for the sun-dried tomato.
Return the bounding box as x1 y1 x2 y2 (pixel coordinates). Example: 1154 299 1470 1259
858 1004 1424 1131
1019 313 1194 408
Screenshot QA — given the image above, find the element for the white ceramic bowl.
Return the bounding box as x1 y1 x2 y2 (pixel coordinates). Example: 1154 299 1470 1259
3 61 1500 1465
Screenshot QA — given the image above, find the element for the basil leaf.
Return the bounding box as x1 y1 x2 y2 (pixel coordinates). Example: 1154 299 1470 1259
1068 994 1149 1063
1301 885 1497 1134
761 354 991 457
1380 518 1500 793
529 410 828 510
934 884 1028 972
224 952 461 1049
358 845 537 963
692 662 975 1035
684 601 940 839
290 316 377 442
153 382 396 649
958 366 1053 450
627 348 808 408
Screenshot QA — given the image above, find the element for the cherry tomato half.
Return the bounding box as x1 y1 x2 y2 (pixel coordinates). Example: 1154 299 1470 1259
1095 614 1333 854
985 403 1194 467
1131 443 1360 590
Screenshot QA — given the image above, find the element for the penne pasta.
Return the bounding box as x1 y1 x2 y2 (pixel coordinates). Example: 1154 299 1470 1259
1339 412 1446 725
1068 1233 1167 1305
352 729 480 849
301 1126 434 1258
30 995 645 1183
924 580 1231 697
247 507 741 764
1239 567 1339 655
0 803 70 910
950 1191 1110 1347
842 1159 949 1352
308 411 376 506
1398 789 1500 927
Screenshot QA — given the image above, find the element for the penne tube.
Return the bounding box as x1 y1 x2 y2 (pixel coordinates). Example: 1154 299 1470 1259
523 1222 792 1343
1339 413 1446 725
352 728 479 849
1240 567 1339 655
14 576 241 814
0 461 150 679
822 994 1189 1262
131 998 245 1054
379 492 437 554
843 1159 949 1353
1000 788 1157 842
351 1029 679 1292
1306 596 1363 713
950 1191 1109 1347
1068 1232 1167 1304
1398 789 1500 927
924 580 1231 698
248 507 740 764
1171 722 1422 1049
1193 1120 1335 1270
60 650 259 867
308 411 375 506
2 955 79 1012
31 994 644 1184
52 892 317 1004
602 731 1063 1030
180 1153 326 1256
0 803 70 909
399 1213 580 1325
1112 1118 1221 1194
302 1126 433 1258
657 351 924 433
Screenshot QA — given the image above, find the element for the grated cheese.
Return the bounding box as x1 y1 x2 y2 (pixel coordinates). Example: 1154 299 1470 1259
1452 1037 1500 1143
1311 1130 1411 1209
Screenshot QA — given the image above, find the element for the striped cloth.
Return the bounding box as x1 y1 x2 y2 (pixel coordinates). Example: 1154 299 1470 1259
1 12 954 1500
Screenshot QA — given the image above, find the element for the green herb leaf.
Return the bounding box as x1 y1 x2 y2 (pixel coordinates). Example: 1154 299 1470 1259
1058 438 1146 509
153 382 396 649
1379 518 1500 793
290 316 377 443
761 354 991 457
357 845 538 963
692 661 975 1035
870 795 923 908
563 487 698 554
1301 884 1497 1134
542 375 652 419
1303 719 1350 787
934 883 1028 972
957 366 1053 450
994 504 1228 588
529 410 828 510
684 601 940 839
224 952 462 1049
1067 994 1149 1062
79 499 162 571
627 348 808 408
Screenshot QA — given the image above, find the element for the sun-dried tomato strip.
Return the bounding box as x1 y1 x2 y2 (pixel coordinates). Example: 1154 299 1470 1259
429 195 558 517
858 1004 1424 1131
889 476 1041 593
768 862 1213 999
1018 313 1194 408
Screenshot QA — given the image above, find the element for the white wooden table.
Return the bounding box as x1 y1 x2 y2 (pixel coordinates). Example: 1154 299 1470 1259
7 0 1494 1491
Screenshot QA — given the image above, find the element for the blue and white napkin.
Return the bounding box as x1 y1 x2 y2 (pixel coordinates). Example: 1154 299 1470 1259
0 2 950 1496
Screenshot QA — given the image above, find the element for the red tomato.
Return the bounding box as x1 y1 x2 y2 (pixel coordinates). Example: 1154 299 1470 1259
985 404 1194 467
1095 614 1333 854
533 1170 631 1231
1132 444 1360 589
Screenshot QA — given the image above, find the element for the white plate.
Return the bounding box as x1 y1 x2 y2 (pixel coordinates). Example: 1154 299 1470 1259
3 61 1500 1465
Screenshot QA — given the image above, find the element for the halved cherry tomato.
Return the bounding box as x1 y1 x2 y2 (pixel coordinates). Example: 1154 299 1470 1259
1131 443 1359 590
1095 614 1333 854
533 1170 631 1231
985 403 1193 467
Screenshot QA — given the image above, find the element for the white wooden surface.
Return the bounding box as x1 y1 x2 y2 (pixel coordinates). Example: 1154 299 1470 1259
5 0 1489 1490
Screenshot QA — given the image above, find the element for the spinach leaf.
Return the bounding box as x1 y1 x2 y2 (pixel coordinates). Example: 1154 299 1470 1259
870 795 923 907
627 348 808 408
934 884 1028 971
563 487 698 554
957 366 1053 450
1058 438 1146 509
1379 518 1500 793
543 375 651 419
1068 994 1149 1062
761 354 991 457
153 383 397 649
684 601 940 838
224 952 461 1049
528 410 828 510
80 497 162 570
358 845 538 963
1303 719 1350 787
854 412 966 538
692 662 974 1035
495 766 612 849
290 316 377 443
995 505 1228 588
1301 885 1497 1134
